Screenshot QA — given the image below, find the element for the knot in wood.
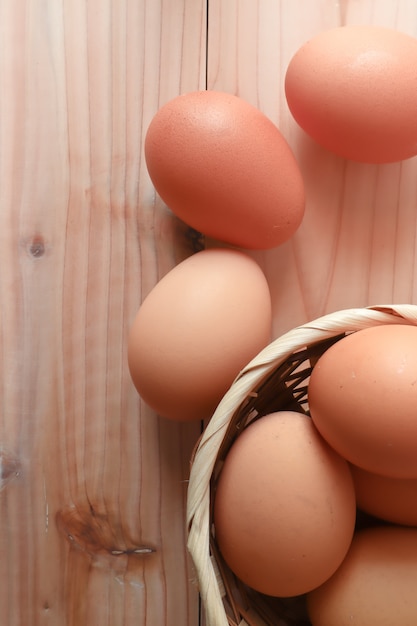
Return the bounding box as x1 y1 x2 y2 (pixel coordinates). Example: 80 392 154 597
0 450 20 491
29 237 45 258
55 505 156 559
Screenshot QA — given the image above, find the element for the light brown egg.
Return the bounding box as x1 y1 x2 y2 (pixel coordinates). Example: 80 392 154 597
307 526 417 626
128 248 272 422
145 90 305 250
350 464 417 527
309 324 417 478
213 411 356 597
285 26 417 163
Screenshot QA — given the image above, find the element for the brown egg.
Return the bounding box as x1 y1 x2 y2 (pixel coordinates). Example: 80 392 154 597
307 526 417 626
128 248 272 422
350 464 417 527
145 90 305 250
285 26 417 163
309 324 417 478
213 411 356 597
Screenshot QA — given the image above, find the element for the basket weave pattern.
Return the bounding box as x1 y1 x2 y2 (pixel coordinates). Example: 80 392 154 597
187 304 417 626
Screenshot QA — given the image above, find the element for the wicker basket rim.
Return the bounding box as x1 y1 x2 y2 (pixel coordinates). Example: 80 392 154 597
187 303 417 626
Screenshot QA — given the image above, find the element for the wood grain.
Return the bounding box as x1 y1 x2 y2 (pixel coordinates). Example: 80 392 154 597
0 1 205 624
1 1 416 625
207 0 417 338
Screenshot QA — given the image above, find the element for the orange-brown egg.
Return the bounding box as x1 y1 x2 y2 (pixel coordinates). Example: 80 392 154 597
128 248 272 422
350 464 417 527
145 91 305 250
307 526 417 626
214 411 356 597
308 324 417 479
285 26 417 163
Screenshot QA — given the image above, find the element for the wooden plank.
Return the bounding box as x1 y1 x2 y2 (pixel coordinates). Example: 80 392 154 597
206 0 417 339
0 1 206 624
3 2 417 625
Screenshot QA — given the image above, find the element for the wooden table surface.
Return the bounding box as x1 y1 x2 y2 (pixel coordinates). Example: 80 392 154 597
1 1 417 625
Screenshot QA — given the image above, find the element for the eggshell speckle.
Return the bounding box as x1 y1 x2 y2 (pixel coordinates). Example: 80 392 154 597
145 91 305 249
307 526 417 626
285 26 417 163
213 411 356 597
127 248 272 422
309 324 417 478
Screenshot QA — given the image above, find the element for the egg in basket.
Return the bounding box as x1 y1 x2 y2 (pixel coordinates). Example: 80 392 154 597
187 304 417 626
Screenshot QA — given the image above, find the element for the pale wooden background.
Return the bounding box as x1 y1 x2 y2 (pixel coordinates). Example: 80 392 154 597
1 1 417 625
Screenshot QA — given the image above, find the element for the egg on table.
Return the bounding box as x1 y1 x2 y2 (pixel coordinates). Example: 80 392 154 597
145 90 305 250
128 248 272 422
285 25 417 163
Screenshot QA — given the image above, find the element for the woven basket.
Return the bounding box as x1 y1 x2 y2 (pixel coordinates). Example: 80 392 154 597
187 303 417 626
